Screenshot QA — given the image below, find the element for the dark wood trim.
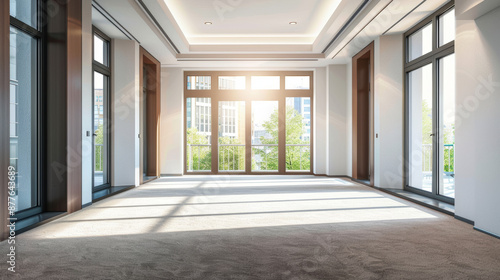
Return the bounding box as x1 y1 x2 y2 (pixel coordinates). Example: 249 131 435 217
46 0 82 213
352 42 375 186
139 47 161 182
0 0 9 241
66 0 83 213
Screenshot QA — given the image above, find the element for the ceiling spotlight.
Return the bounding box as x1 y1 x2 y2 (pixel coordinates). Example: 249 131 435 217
289 22 297 25
204 22 213 25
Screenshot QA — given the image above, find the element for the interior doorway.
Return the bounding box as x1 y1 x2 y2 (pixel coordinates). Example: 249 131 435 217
139 48 161 183
352 42 374 185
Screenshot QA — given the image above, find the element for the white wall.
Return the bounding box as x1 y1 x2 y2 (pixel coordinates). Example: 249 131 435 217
111 39 140 186
373 35 404 189
81 0 93 205
346 61 353 177
314 67 328 175
327 65 348 176
160 68 184 175
455 4 500 235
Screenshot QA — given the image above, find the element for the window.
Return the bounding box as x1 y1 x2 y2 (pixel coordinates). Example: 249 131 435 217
9 0 42 217
251 76 280 90
185 72 313 174
405 3 455 203
407 23 432 62
187 76 211 90
219 76 245 90
93 27 111 189
285 76 310 90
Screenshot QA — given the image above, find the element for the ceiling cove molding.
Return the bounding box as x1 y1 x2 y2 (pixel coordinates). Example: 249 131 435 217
135 0 181 54
322 0 371 53
92 0 140 43
328 0 393 59
177 53 325 61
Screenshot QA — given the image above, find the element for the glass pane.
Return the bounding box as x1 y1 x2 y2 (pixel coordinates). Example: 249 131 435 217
10 27 38 212
187 76 211 90
186 98 212 172
94 72 109 187
408 23 432 62
439 8 455 47
286 98 311 171
219 76 246 90
93 35 106 65
218 101 245 171
285 76 310 90
408 64 433 192
439 54 455 198
10 0 38 29
251 76 280 90
252 101 278 171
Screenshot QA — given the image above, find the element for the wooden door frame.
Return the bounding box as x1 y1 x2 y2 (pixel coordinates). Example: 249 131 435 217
183 71 314 175
352 42 375 186
139 47 161 183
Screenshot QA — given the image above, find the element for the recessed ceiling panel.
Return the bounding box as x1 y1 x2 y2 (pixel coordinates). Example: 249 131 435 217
164 0 342 45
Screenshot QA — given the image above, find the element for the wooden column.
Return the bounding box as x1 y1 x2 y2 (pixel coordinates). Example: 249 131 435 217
0 0 10 241
352 42 375 185
46 0 82 213
139 47 161 179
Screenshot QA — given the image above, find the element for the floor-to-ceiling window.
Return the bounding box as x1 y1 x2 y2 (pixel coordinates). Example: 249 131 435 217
9 0 42 219
185 72 313 175
92 27 111 190
405 2 455 203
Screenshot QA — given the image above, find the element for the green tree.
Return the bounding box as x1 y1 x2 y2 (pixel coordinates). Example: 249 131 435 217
421 100 454 172
254 106 310 171
218 136 245 171
186 127 211 171
94 124 104 171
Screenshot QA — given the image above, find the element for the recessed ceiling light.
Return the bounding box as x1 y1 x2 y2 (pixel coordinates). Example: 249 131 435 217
204 22 213 25
289 22 297 25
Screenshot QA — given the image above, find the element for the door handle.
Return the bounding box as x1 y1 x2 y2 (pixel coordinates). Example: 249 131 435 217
430 133 435 137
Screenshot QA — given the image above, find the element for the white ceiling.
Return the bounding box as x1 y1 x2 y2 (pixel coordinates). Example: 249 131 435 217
164 0 342 45
92 0 452 67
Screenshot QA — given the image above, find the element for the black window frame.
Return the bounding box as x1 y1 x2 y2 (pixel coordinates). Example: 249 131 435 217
404 1 455 204
92 26 112 192
10 0 45 220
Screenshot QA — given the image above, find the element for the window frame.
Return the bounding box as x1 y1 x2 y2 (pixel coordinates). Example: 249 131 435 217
92 26 112 191
184 71 314 175
404 1 455 204
10 0 44 220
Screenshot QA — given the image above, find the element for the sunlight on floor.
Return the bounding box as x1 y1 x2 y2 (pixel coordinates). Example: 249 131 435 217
26 176 438 240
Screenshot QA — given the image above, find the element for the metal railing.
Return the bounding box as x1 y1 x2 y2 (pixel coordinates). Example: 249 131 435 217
219 144 245 172
421 144 455 173
286 144 310 171
94 144 104 172
187 144 212 172
252 144 278 171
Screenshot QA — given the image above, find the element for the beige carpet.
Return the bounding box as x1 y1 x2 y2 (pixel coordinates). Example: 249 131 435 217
1 176 500 279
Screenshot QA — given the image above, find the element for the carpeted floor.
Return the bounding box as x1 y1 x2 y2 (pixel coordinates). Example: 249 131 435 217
1 176 500 279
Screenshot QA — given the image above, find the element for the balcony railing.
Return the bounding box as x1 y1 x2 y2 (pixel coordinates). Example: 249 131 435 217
187 144 212 172
421 143 455 173
94 144 104 172
219 144 245 172
252 144 278 171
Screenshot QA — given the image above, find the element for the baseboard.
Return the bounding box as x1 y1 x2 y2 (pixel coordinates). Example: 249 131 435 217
161 174 183 177
82 202 92 209
474 227 500 239
455 215 475 226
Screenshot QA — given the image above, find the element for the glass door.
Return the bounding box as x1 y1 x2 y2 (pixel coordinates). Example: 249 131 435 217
93 72 110 189
218 101 246 172
408 64 434 193
251 101 279 172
